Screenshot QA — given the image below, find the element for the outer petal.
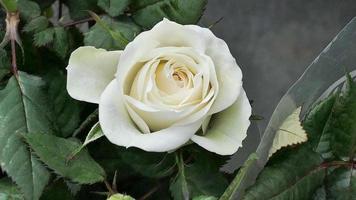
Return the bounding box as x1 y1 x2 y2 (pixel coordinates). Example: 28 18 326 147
191 89 251 155
66 46 121 104
99 80 202 152
185 24 243 114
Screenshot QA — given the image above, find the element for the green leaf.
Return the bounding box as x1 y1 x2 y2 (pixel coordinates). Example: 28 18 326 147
132 0 207 29
24 16 49 33
82 122 104 145
40 181 74 200
170 151 228 200
33 28 54 47
325 166 356 199
0 72 52 200
0 0 18 12
219 154 258 200
243 145 325 200
17 0 41 20
97 0 130 17
328 75 356 160
0 178 24 200
23 132 106 184
53 27 70 59
193 196 217 200
312 187 326 200
64 0 99 20
44 70 81 137
0 48 10 80
33 0 55 9
303 93 337 160
121 148 175 178
68 122 104 160
84 16 141 50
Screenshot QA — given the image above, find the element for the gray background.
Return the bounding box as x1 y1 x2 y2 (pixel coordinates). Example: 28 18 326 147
201 0 356 133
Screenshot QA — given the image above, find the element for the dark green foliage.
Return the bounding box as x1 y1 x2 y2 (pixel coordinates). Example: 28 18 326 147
325 167 356 199
24 132 106 184
0 48 10 80
170 150 228 200
64 0 100 20
328 76 356 160
0 0 226 199
24 16 49 33
17 0 41 21
40 181 75 200
121 148 176 178
243 75 356 200
84 16 141 50
44 70 81 137
132 0 208 29
53 27 70 59
0 72 52 200
33 28 54 46
0 178 24 200
98 0 131 17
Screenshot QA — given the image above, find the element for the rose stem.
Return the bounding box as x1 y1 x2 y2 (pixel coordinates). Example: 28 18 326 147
138 183 161 200
10 37 18 76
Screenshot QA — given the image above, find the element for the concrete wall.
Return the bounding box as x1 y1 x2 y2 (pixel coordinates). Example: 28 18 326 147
201 0 356 132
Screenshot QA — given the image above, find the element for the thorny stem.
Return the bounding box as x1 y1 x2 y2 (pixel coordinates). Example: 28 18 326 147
319 160 356 169
104 180 116 196
72 109 98 137
10 36 17 76
58 0 63 20
62 17 95 27
138 183 161 200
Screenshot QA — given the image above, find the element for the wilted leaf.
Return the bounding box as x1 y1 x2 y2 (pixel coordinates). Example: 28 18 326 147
268 107 308 157
24 132 106 184
0 72 52 200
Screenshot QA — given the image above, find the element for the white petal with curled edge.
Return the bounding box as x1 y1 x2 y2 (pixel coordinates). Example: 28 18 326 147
191 89 251 155
99 80 202 152
66 46 121 104
185 25 243 114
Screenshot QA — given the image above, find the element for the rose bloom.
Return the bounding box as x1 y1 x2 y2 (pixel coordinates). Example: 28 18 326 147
67 19 251 155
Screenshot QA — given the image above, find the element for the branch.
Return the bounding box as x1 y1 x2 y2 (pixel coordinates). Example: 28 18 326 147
61 17 95 27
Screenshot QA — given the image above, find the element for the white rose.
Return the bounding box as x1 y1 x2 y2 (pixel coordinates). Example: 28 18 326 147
66 19 251 155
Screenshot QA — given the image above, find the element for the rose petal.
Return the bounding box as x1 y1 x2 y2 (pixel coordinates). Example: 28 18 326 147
191 89 251 155
185 24 243 114
99 80 202 152
66 46 121 104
